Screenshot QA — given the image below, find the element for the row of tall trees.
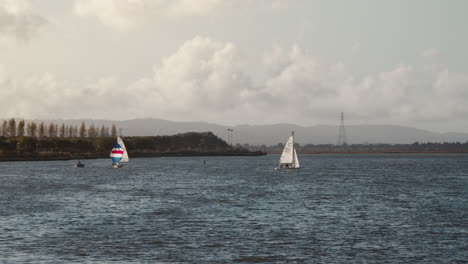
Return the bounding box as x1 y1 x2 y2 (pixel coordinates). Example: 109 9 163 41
0 119 118 138
0 132 236 157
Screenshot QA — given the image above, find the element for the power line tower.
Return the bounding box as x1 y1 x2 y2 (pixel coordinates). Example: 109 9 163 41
337 112 347 147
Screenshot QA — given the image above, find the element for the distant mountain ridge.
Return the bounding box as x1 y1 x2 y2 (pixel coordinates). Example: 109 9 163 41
8 118 468 145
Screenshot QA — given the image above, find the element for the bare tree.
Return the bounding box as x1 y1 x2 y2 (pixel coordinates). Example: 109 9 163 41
28 122 37 137
65 125 70 138
8 119 16 137
59 124 66 138
38 122 45 138
67 125 73 138
79 122 86 138
17 120 25 137
26 122 32 137
111 124 117 137
100 125 106 137
69 126 76 138
48 123 56 137
87 124 95 138
0 120 7 136
70 126 76 138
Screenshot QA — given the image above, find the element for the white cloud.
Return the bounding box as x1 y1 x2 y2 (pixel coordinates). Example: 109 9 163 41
403 69 468 121
421 48 440 59
433 69 468 99
421 48 444 73
263 45 338 99
0 0 46 42
0 36 251 121
130 36 251 117
338 65 413 119
0 67 138 119
2 37 468 127
259 46 340 122
271 0 288 10
351 40 361 53
255 45 468 125
0 65 17 117
74 0 241 29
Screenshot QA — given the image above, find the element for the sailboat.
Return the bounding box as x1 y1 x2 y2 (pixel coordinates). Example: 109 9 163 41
275 131 300 170
110 136 129 168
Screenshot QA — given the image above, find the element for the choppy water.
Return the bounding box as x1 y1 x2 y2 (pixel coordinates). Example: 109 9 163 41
0 154 467 263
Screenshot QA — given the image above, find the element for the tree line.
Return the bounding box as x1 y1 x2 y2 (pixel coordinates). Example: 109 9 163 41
0 119 118 138
0 131 251 160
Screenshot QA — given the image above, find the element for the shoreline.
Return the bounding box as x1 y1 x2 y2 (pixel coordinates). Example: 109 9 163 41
0 151 266 162
268 151 468 154
1 150 467 162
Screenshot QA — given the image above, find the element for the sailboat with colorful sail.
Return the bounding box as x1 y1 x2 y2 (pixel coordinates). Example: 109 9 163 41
110 136 129 168
275 131 300 170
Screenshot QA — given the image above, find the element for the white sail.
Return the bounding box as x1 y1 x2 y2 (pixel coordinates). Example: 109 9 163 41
279 135 294 164
293 148 300 168
117 136 129 163
276 132 300 170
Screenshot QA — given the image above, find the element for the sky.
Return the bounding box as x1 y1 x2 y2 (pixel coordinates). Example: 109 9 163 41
1 0 468 132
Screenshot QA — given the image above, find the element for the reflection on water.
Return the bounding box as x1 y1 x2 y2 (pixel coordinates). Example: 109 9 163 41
0 154 467 263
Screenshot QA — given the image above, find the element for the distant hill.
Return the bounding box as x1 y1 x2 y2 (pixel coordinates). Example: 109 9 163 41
9 118 468 145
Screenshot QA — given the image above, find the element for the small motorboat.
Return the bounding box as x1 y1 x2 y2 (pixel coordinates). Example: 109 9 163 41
75 160 85 168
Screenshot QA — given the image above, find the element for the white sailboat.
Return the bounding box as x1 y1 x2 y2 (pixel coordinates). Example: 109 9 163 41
110 136 129 168
275 131 300 170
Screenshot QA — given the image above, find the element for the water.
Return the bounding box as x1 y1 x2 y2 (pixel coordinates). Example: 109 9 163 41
0 154 467 263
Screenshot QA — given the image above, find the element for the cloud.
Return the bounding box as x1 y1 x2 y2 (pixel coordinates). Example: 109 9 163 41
0 66 138 119
262 45 339 100
2 37 468 127
255 45 468 125
421 48 445 73
0 36 251 121
74 0 241 29
0 65 17 117
271 0 288 10
351 40 361 53
421 48 440 59
129 36 251 117
433 69 468 97
338 65 413 119
0 0 47 42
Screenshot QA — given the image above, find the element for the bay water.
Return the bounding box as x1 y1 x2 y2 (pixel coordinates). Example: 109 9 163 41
1 154 467 263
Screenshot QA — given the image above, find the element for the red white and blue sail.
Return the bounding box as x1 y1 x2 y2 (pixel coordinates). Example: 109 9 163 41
110 143 124 163
110 136 129 164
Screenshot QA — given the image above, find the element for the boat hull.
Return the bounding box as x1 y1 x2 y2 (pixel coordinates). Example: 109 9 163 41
275 167 300 171
112 163 123 169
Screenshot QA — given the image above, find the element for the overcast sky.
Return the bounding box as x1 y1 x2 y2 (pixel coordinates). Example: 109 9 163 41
1 0 468 132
